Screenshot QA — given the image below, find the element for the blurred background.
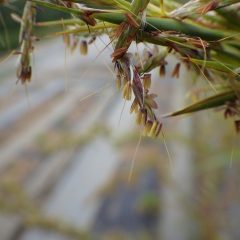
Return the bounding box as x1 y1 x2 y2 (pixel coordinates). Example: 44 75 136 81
1 3 240 240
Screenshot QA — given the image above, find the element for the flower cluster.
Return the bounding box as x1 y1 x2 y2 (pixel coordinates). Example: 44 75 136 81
115 54 162 138
11 0 240 136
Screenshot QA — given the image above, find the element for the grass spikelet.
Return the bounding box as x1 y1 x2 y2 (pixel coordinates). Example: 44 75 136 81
171 63 181 78
143 120 153 136
148 121 158 137
80 40 88 55
155 122 163 138
142 73 151 89
141 109 147 125
130 98 139 113
136 110 143 125
235 120 240 133
159 64 166 77
123 81 132 100
116 73 122 90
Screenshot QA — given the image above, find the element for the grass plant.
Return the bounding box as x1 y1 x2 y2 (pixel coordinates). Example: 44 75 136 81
1 0 240 135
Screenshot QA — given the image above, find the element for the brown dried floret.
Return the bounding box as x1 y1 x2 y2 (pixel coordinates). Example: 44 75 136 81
130 98 139 114
235 120 240 133
172 63 181 78
197 1 218 14
125 13 140 28
148 121 159 137
142 73 151 90
145 93 158 109
136 110 143 125
143 120 153 136
159 64 166 77
116 73 122 90
17 65 32 83
155 122 163 138
123 81 132 100
80 40 88 55
111 47 128 62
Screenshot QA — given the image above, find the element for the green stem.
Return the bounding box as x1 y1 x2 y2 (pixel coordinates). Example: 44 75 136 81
33 0 229 40
94 13 226 40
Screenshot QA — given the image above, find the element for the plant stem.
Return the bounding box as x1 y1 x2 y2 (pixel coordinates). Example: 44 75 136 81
94 13 226 40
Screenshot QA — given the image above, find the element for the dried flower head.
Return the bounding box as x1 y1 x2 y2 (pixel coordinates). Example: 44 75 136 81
115 53 163 138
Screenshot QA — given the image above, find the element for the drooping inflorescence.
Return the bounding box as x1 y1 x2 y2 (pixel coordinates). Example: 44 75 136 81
6 0 240 134
17 1 36 84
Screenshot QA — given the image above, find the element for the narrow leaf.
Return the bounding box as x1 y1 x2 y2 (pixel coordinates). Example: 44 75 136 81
164 90 237 117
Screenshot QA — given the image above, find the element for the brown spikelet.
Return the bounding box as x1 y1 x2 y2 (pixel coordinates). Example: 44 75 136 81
136 111 142 125
142 73 151 89
148 121 158 137
159 65 166 77
80 40 88 55
88 36 96 45
123 81 132 100
187 38 209 48
125 13 140 28
70 38 78 53
81 11 97 26
130 98 139 114
172 63 181 78
141 109 147 125
235 120 240 133
143 120 153 136
116 73 122 90
111 47 128 62
113 22 127 39
197 1 218 15
17 65 32 83
155 122 163 138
